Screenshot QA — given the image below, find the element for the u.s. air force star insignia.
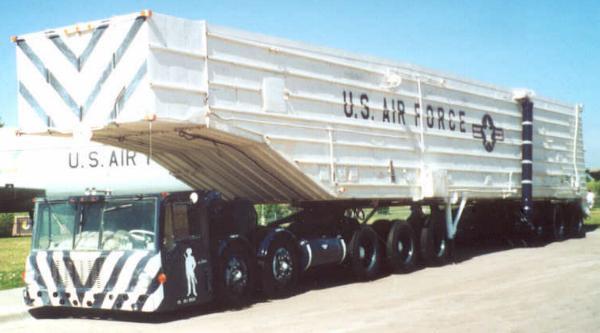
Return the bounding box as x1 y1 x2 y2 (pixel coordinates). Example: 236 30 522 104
472 114 504 152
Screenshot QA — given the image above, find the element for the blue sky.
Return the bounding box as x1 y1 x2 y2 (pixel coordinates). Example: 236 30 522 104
0 0 598 166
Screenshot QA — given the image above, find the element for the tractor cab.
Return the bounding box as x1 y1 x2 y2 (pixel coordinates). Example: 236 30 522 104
24 190 218 312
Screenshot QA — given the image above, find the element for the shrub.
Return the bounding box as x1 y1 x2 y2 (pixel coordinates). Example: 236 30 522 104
0 213 15 238
256 204 296 225
378 207 390 215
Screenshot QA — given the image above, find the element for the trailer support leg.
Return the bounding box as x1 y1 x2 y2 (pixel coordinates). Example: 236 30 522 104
445 195 468 261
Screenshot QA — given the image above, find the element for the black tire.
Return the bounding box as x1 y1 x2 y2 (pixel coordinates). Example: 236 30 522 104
529 224 546 246
407 209 425 265
550 205 567 242
261 236 299 299
371 219 392 240
419 215 449 266
216 241 254 307
567 206 586 239
348 225 381 280
386 220 417 273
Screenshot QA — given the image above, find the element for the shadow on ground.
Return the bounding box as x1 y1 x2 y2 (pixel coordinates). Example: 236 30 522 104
29 226 598 324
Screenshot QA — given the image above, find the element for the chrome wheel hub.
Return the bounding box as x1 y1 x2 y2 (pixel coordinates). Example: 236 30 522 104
272 247 293 282
397 241 404 253
225 256 248 293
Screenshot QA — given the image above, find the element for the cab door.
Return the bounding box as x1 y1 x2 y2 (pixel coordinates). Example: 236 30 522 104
161 199 213 308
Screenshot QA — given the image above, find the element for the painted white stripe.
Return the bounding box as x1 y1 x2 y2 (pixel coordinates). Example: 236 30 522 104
522 121 533 125
17 18 149 131
522 160 532 164
102 251 147 309
51 252 67 288
99 289 117 309
521 180 533 184
81 290 96 308
142 285 164 312
141 254 162 292
52 251 79 305
122 253 162 310
36 251 58 306
83 25 149 124
96 252 125 291
120 294 135 311
522 140 532 145
24 257 42 307
29 284 42 307
97 251 132 310
18 47 79 128
109 251 148 293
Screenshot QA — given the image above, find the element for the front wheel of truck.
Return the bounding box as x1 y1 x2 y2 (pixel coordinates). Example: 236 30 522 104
216 241 254 307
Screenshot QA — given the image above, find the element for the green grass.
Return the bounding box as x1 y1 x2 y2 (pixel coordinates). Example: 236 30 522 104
368 206 412 223
586 208 600 226
0 236 30 290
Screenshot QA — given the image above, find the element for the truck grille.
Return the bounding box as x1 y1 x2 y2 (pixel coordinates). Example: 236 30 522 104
51 256 103 289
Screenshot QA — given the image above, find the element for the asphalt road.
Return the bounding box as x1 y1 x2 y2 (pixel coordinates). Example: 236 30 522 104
3 229 600 332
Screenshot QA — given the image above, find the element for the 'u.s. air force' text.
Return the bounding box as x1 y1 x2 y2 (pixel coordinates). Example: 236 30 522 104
342 90 467 133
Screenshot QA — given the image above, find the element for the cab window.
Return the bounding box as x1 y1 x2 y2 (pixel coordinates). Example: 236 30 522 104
163 202 199 250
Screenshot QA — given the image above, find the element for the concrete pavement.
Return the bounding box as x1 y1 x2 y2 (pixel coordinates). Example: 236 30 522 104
0 287 28 323
2 229 599 332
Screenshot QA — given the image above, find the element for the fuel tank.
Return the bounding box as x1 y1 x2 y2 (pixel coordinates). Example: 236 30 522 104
299 237 346 271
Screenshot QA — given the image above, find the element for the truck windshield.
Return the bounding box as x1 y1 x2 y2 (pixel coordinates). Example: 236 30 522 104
33 197 157 251
33 201 77 250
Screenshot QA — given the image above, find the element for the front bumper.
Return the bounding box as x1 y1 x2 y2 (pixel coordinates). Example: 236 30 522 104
23 286 164 312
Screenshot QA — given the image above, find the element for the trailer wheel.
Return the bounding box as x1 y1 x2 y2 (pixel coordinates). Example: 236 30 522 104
371 219 392 240
216 241 254 307
261 236 299 299
550 205 567 242
419 215 449 266
349 225 381 280
386 220 416 273
407 208 425 265
568 206 586 239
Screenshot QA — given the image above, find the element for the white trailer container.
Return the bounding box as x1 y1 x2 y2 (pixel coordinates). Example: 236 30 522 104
14 11 585 204
16 11 590 314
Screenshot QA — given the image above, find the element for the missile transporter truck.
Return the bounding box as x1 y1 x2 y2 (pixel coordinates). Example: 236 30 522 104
15 11 587 312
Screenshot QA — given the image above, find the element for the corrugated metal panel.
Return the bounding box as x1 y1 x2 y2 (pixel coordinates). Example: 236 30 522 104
92 124 331 201
15 12 586 202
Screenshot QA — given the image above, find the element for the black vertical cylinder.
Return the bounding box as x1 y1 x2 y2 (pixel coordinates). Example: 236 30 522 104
519 98 534 227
